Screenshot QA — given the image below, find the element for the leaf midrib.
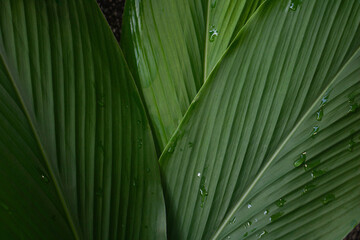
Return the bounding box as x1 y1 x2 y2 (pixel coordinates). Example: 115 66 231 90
0 53 80 240
210 46 360 240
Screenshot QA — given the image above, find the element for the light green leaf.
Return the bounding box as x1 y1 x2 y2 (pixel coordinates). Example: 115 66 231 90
121 0 265 149
0 0 166 239
159 0 360 239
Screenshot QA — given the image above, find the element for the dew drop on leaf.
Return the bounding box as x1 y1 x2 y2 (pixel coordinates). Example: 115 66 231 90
348 103 359 113
289 2 296 11
258 230 268 239
303 159 320 171
137 138 143 149
322 193 335 205
311 169 326 179
245 221 252 228
269 212 284 222
294 152 306 168
316 108 323 121
302 184 316 195
229 217 236 224
41 173 50 183
276 198 286 207
264 209 269 215
167 146 175 153
348 139 355 152
247 203 252 209
311 126 319 137
209 26 219 42
320 92 330 107
199 176 208 208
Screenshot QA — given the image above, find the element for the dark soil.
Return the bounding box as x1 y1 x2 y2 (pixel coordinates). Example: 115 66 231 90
97 0 125 42
96 0 359 239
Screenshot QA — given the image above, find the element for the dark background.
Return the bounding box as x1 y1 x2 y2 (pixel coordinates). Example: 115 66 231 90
96 0 359 239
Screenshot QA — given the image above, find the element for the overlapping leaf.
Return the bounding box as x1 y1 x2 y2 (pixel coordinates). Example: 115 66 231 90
0 0 166 239
159 0 360 239
121 0 265 149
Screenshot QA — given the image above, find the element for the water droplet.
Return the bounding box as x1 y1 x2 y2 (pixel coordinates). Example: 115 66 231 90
294 152 306 168
245 221 252 228
311 169 326 179
243 232 248 237
348 139 355 152
209 26 219 42
276 198 286 207
95 188 103 197
229 217 236 224
227 236 231 239
269 212 284 222
247 203 252 209
348 95 359 113
137 138 143 149
322 193 335 205
320 92 330 107
41 173 50 183
348 101 359 113
168 146 175 153
264 209 269 215
289 2 296 11
211 0 217 8
188 142 193 148
197 172 201 177
302 184 316 195
316 108 323 121
303 159 320 171
311 126 319 137
199 176 208 208
167 141 176 153
258 230 268 239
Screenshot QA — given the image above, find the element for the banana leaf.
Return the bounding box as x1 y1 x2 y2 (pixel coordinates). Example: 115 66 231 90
159 0 360 239
0 0 166 239
121 0 265 149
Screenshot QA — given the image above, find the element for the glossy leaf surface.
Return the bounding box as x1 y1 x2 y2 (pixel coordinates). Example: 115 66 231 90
159 1 360 239
121 0 265 149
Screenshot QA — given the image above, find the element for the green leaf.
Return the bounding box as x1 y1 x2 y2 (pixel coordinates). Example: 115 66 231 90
159 0 360 239
121 0 265 149
0 0 166 239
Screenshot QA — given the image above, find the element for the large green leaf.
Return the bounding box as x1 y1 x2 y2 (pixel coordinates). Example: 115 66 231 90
121 0 265 149
159 0 360 239
0 0 166 239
